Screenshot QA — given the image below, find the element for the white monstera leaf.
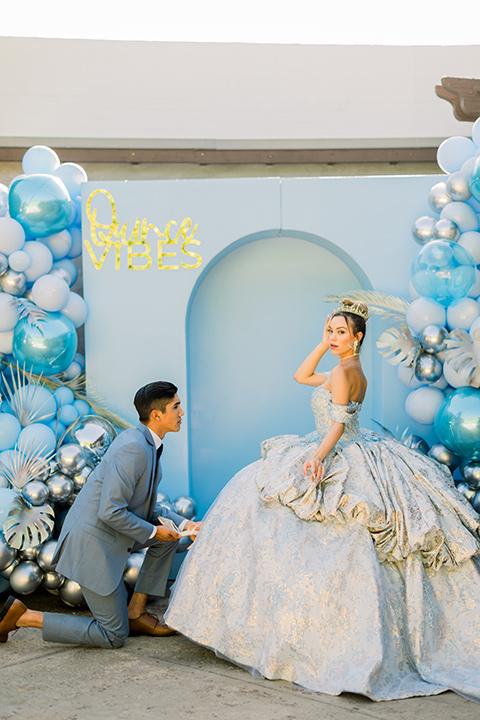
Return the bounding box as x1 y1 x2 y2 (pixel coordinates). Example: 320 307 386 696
376 325 420 367
2 495 55 550
443 328 480 387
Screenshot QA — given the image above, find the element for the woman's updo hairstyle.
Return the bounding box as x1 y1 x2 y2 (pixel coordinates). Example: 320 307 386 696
331 298 369 348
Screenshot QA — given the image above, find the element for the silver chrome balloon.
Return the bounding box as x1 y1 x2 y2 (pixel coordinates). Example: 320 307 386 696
72 465 92 492
43 570 65 592
0 269 26 296
414 353 443 384
59 579 85 607
456 481 476 501
158 501 174 513
37 539 58 572
403 434 429 455
123 551 146 588
46 473 74 504
69 415 116 465
428 443 460 472
0 253 8 276
22 480 50 506
156 491 170 505
9 560 43 595
462 461 480 490
446 171 472 202
0 558 19 579
433 218 460 242
176 536 193 554
19 545 40 561
55 443 87 477
428 182 452 213
0 534 16 572
172 495 197 520
418 325 447 354
471 490 480 513
412 216 436 245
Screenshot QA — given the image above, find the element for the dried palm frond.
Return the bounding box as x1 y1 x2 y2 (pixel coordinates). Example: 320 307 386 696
0 439 54 490
1 361 132 431
443 328 480 387
376 325 421 367
3 495 55 550
2 363 55 426
324 291 410 321
10 297 47 329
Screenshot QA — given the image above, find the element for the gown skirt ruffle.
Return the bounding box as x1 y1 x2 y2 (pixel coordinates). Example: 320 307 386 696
165 387 480 702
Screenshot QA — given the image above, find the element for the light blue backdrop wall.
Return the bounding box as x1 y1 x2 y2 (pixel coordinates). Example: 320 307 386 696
82 175 442 511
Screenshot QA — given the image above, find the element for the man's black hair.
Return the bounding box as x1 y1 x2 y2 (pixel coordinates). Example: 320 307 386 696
134 381 178 422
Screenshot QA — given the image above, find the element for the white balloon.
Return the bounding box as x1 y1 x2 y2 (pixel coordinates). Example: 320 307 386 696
440 202 479 233
458 231 480 264
397 364 423 389
22 145 60 175
23 241 53 282
31 275 70 312
64 361 82 379
468 268 480 298
8 250 31 272
0 329 14 354
405 387 444 425
443 359 470 388
437 136 476 174
446 298 480 331
406 298 446 336
0 218 25 256
0 294 19 332
39 230 72 260
61 292 88 328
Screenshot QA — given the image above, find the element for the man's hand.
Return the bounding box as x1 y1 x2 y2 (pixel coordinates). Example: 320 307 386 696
154 525 181 542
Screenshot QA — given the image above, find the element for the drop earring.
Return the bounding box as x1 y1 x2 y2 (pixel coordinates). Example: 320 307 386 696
353 340 359 356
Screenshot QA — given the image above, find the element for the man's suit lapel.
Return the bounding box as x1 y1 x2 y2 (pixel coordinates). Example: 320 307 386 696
137 423 162 518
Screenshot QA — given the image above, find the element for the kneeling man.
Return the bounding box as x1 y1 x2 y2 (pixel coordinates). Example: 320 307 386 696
0 381 199 648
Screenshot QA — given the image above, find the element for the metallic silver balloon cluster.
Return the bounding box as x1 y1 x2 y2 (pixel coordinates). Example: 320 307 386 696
414 324 447 384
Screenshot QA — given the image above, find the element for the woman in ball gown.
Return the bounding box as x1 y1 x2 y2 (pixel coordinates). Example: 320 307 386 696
165 299 480 702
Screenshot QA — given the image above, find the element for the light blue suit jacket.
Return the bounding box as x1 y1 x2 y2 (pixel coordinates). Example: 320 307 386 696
53 422 184 596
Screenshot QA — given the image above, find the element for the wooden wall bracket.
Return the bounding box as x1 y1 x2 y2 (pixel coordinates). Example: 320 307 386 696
436 77 480 122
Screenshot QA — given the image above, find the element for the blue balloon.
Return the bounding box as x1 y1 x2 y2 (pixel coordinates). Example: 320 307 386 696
73 399 90 417
434 387 480 460
0 414 21 451
13 313 77 376
411 240 475 306
0 488 17 524
17 422 56 457
11 384 57 425
54 386 75 406
9 174 72 238
58 403 79 426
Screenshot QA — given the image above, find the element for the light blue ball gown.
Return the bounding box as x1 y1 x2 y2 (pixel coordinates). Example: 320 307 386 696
165 385 480 702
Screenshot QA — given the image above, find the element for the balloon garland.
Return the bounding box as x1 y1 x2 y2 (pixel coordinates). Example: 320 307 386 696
0 146 197 604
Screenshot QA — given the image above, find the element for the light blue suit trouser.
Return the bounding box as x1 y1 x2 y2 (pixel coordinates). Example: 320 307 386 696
42 537 179 649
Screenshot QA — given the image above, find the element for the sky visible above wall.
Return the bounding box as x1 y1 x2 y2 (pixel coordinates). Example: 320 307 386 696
2 0 480 45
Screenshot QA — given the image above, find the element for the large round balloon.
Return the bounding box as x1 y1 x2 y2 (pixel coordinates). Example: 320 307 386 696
13 312 77 375
437 136 476 174
411 240 475 306
0 218 25 256
405 386 444 425
406 297 446 335
9 174 72 238
470 156 480 203
434 387 480 460
22 146 60 175
69 416 116 464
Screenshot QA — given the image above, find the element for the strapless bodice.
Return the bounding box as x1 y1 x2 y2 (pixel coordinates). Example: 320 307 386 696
311 385 362 442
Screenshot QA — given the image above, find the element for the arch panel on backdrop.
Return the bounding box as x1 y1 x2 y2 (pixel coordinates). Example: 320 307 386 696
186 232 373 516
82 175 442 511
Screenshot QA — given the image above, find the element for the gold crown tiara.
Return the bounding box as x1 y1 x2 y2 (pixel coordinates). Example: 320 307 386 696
335 299 371 321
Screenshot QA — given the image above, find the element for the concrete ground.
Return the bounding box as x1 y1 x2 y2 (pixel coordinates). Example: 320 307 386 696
0 589 477 720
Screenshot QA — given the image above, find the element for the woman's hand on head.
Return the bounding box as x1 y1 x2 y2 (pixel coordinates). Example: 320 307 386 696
322 315 331 345
303 455 325 485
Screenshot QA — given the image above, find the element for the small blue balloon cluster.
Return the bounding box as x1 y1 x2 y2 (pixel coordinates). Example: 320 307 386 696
383 119 480 513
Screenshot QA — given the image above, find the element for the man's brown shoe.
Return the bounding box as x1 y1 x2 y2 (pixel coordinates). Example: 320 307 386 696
129 611 177 637
0 596 27 643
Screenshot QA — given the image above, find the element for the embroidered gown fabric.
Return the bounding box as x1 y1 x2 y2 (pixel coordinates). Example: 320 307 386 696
165 386 480 701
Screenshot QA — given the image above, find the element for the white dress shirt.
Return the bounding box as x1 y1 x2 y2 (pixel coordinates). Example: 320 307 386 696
146 426 188 538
